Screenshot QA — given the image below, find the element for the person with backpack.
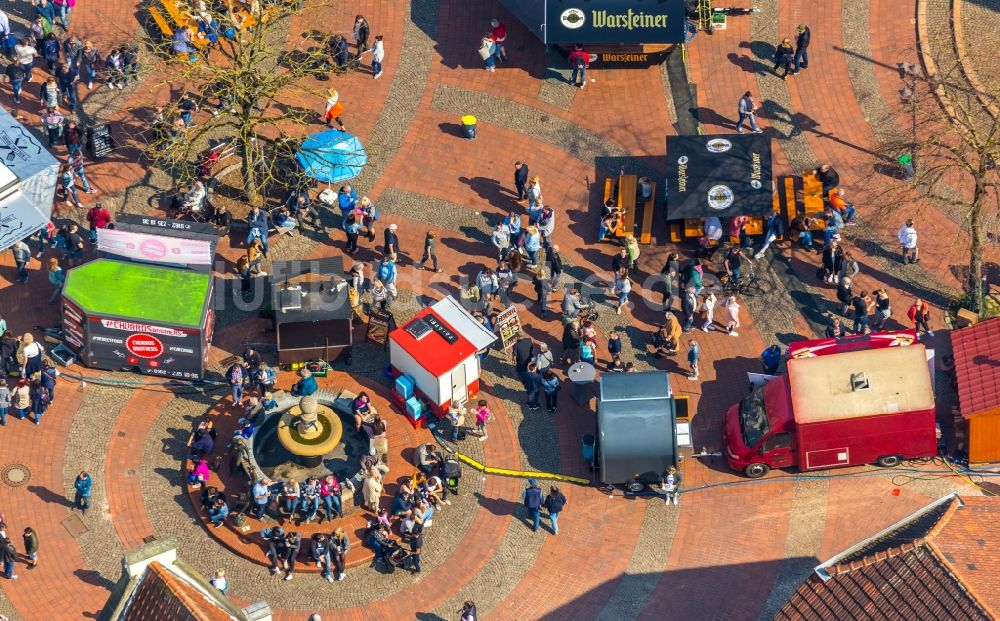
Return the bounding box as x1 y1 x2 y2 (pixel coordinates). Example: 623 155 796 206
30 378 50 424
523 479 543 532
543 485 567 535
540 370 560 414
22 527 38 568
568 44 589 88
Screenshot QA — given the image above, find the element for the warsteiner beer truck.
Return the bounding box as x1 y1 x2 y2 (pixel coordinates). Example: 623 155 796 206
723 331 938 478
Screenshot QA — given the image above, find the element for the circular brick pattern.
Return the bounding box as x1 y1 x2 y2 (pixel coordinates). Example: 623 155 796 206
1 464 31 488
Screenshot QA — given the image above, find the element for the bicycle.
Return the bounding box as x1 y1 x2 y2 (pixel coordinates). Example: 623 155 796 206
721 264 770 297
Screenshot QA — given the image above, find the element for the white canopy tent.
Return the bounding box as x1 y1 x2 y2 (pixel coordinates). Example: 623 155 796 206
0 106 59 251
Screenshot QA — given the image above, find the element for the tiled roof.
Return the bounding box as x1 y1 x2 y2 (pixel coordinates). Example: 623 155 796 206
776 544 991 621
123 562 234 621
951 318 1000 417
775 495 999 621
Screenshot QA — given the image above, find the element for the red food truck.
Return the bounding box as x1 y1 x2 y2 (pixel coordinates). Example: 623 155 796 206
723 331 938 478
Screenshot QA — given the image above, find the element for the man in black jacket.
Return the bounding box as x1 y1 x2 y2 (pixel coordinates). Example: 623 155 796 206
514 161 529 200
814 164 840 195
383 223 403 265
794 24 810 73
513 337 534 389
546 244 563 288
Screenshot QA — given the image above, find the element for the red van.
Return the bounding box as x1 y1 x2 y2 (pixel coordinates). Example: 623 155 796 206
723 332 937 478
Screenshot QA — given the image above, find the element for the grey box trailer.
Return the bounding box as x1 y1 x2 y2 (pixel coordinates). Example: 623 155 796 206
594 371 678 492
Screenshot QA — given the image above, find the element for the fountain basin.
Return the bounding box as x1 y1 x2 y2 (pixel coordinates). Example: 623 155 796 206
276 403 343 468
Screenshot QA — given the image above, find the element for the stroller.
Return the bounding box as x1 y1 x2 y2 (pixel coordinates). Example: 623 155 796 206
366 526 409 573
441 456 462 495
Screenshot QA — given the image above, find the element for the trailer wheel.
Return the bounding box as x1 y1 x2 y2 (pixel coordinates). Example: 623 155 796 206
744 463 770 478
877 455 902 468
625 479 646 494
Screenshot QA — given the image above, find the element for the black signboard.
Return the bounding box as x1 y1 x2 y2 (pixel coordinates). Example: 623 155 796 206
366 310 396 346
546 0 686 45
665 134 774 220
83 317 206 380
424 315 458 344
86 124 117 160
116 214 220 238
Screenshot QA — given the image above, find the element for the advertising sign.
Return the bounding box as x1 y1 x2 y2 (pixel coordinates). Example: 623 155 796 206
97 228 213 266
496 306 523 351
546 0 686 45
87 316 204 379
366 310 396 346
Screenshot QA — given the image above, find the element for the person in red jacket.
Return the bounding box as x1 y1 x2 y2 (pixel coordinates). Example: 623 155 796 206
568 44 589 88
85 203 111 244
907 299 933 337
489 18 507 63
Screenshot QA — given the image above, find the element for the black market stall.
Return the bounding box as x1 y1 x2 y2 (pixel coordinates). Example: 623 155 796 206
269 257 353 365
61 259 214 380
592 370 678 492
665 134 775 241
500 0 687 67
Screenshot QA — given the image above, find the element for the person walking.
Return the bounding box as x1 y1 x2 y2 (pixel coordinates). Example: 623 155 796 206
322 88 346 130
540 370 560 413
489 18 507 62
524 361 541 411
898 219 918 264
478 31 496 72
11 379 30 421
1 537 16 581
871 288 892 331
22 527 38 568
568 43 588 88
210 569 229 596
722 295 741 336
543 485 566 535
11 240 30 284
908 299 934 337
85 202 110 243
30 378 49 424
405 524 423 573
681 286 697 332
773 37 794 78
513 161 529 200
661 466 682 506
352 14 370 59
459 601 479 621
416 231 440 272
5 60 25 105
687 340 700 381
383 223 402 263
850 290 873 334
700 292 717 332
226 362 244 405
343 212 362 254
547 244 563 288
474 399 491 441
369 34 384 79
613 269 631 315
793 24 810 74
74 471 92 514
736 92 763 134
0 380 10 427
523 479 543 532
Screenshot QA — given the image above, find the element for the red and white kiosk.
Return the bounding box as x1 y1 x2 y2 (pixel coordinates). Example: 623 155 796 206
389 297 497 419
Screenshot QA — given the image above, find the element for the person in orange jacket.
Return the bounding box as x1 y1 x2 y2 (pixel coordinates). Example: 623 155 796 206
828 188 856 224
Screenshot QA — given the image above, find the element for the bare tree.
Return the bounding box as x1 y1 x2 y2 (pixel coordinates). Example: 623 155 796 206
878 59 1000 314
138 0 353 205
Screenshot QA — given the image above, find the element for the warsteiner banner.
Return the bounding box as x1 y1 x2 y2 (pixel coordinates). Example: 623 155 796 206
547 0 685 44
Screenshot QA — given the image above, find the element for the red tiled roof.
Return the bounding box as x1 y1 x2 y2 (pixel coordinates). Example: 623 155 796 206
123 561 233 621
775 496 999 621
951 318 1000 417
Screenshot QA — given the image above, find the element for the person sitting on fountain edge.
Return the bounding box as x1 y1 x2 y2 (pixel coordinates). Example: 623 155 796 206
291 368 318 397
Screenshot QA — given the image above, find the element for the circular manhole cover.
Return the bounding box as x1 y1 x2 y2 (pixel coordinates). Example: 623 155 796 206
1 464 31 487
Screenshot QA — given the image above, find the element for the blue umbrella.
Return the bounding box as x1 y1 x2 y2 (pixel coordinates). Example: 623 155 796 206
295 130 368 184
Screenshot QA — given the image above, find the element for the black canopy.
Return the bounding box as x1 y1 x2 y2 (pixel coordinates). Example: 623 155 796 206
665 134 774 220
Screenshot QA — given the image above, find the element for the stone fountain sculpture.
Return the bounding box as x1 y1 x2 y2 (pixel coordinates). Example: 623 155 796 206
276 392 342 468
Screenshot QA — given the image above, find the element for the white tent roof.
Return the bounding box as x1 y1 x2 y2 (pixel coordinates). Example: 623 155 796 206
0 106 59 251
431 296 497 350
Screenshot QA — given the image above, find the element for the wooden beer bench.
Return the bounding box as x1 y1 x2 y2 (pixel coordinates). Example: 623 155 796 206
603 174 656 244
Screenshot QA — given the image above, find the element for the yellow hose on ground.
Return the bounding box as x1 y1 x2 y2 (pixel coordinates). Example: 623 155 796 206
454 452 591 486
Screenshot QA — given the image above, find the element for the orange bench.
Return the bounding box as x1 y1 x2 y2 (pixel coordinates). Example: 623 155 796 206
615 174 638 238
